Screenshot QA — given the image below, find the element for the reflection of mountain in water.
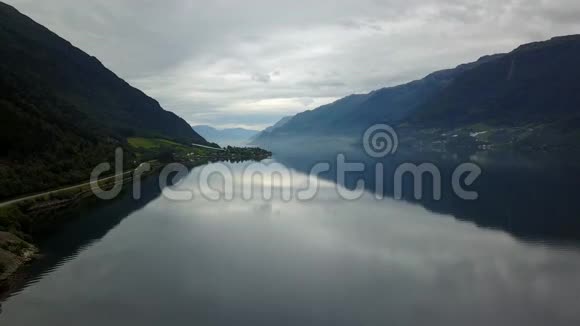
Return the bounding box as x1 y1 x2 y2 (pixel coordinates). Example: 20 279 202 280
274 147 580 244
0 173 177 302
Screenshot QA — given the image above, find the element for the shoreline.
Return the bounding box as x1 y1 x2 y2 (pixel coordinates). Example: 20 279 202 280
0 232 37 289
0 153 271 296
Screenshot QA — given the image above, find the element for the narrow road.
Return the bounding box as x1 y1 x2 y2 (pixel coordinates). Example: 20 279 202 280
0 146 216 208
0 170 133 209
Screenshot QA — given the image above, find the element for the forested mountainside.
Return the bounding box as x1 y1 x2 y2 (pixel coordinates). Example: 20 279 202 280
255 35 580 151
0 2 207 198
253 54 501 141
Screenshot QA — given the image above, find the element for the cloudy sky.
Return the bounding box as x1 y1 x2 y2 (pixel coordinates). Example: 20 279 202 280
6 0 580 130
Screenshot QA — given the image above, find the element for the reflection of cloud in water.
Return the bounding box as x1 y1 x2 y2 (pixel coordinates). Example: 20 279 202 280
149 162 580 324
2 160 580 325
253 202 273 215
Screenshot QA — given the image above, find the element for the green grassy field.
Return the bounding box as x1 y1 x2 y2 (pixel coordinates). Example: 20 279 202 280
127 137 203 162
127 137 190 150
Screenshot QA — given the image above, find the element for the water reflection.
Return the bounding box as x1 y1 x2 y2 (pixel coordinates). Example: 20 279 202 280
0 174 177 301
274 148 580 244
0 152 579 325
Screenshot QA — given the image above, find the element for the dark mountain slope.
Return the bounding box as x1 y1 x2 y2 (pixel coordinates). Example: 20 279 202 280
256 35 580 151
255 54 502 143
249 116 293 145
0 2 203 143
410 35 580 127
0 2 206 198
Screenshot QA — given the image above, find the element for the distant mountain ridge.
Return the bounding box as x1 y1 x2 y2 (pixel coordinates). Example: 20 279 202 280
253 54 503 143
250 116 293 144
255 35 580 151
0 2 207 198
263 116 293 134
193 125 259 146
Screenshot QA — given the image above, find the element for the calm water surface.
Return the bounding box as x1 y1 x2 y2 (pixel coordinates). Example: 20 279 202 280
1 150 580 325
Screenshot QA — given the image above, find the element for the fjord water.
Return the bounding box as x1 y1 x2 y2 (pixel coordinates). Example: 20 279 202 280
1 149 580 325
